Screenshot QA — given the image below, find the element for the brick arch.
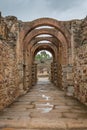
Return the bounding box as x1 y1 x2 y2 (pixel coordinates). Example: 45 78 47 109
23 18 70 46
28 37 61 51
31 42 57 54
24 28 68 64
32 43 56 60
24 28 68 49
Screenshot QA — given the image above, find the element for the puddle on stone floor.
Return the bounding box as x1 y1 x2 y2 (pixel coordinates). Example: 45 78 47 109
39 89 47 92
36 102 54 113
42 94 50 100
37 107 53 113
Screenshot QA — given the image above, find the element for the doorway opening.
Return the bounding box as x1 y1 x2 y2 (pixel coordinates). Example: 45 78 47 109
34 50 53 82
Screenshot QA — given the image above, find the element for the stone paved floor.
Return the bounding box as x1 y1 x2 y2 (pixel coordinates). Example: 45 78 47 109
0 78 87 130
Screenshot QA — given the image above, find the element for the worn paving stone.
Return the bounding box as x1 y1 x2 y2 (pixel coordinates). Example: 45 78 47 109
0 78 87 130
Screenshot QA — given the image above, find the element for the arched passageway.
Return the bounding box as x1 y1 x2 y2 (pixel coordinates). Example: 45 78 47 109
22 17 71 92
0 15 87 129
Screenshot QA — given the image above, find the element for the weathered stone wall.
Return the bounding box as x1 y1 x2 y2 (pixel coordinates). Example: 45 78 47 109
0 40 21 110
57 63 62 88
0 19 8 40
74 44 87 105
71 17 87 105
23 51 32 90
0 15 25 110
59 65 74 96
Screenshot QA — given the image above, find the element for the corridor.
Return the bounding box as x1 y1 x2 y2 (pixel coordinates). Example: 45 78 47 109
0 78 87 130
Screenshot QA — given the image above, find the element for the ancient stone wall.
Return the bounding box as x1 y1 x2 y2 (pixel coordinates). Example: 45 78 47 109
0 15 25 110
23 50 32 90
0 41 20 110
0 19 8 40
71 17 87 105
74 44 87 105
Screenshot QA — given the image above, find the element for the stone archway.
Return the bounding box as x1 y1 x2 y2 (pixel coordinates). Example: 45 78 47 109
28 37 60 50
1 14 87 112
21 17 72 92
23 18 70 45
23 28 68 65
31 43 56 85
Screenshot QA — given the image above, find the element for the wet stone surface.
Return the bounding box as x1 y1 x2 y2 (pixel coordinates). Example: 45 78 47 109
0 78 87 130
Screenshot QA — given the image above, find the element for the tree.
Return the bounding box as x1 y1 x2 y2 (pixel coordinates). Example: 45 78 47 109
35 51 51 63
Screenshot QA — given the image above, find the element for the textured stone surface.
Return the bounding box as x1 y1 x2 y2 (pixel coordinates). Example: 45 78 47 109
0 40 22 110
74 44 87 105
0 15 26 110
0 78 87 130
